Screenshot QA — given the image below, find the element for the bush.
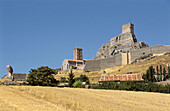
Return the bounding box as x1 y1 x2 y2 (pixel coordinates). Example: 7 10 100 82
75 75 90 84
60 77 68 83
73 80 84 88
91 81 170 93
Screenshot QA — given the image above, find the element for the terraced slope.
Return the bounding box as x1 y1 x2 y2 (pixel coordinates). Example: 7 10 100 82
0 86 170 111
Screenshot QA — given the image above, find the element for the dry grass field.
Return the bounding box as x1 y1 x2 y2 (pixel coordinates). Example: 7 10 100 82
56 55 170 84
0 86 170 111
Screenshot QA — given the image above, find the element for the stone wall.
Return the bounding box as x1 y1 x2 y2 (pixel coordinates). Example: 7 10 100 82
83 23 170 72
13 73 27 81
130 45 170 62
84 53 122 72
84 45 170 72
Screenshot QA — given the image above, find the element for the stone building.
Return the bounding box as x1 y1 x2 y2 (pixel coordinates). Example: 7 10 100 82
84 23 170 72
5 65 27 81
98 73 143 83
62 48 86 71
12 73 27 81
6 65 13 78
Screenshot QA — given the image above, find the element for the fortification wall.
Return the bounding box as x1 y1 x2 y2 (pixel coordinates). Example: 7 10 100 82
84 53 122 72
130 45 170 62
84 45 170 72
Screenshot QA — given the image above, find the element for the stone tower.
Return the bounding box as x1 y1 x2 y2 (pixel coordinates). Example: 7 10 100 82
6 65 13 78
122 22 134 34
73 48 83 60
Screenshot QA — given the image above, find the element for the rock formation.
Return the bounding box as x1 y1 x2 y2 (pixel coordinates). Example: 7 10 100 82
84 23 170 72
93 23 148 60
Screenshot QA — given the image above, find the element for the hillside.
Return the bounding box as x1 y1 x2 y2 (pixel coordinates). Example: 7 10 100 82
0 86 170 111
56 55 170 84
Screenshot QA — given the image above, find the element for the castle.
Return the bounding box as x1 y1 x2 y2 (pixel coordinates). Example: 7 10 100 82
83 23 170 72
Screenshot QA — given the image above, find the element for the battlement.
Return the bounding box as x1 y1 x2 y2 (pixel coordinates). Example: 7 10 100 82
122 23 134 34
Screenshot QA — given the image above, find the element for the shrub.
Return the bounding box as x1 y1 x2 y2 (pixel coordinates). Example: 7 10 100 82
60 77 68 83
73 80 84 88
75 75 90 84
91 81 170 93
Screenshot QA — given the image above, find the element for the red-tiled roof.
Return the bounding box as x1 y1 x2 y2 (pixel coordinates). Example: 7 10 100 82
65 59 84 62
99 73 143 82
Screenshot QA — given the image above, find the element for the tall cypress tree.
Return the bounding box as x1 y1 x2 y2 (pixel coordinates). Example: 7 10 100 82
163 67 166 81
145 66 156 82
150 66 155 82
168 66 170 79
156 65 159 82
160 65 162 81
68 69 75 87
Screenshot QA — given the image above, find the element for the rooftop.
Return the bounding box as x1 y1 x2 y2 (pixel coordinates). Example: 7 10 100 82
99 73 143 82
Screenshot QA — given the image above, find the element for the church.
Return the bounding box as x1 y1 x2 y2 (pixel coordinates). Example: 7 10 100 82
62 48 86 71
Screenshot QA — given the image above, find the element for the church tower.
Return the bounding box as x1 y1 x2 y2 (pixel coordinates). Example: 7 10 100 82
73 48 83 60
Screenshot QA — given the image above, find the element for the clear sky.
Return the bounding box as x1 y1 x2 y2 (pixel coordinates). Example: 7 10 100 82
0 0 170 77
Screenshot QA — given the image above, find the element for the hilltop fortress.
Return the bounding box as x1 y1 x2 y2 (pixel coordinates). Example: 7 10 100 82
84 23 170 72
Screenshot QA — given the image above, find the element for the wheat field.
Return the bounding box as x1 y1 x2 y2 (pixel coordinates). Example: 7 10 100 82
0 86 170 111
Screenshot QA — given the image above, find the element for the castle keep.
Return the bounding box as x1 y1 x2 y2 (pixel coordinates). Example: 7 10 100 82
84 23 170 72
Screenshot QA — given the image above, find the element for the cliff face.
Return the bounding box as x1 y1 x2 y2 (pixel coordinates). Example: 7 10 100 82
93 23 148 60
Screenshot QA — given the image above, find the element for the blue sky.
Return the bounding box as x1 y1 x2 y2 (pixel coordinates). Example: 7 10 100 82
0 0 170 77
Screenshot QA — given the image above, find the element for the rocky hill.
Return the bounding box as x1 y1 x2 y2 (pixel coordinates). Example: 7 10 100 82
93 23 148 59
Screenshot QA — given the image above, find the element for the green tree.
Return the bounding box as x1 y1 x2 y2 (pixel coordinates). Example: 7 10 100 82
68 69 75 87
143 66 156 82
160 65 162 81
168 66 170 79
27 66 59 86
156 65 159 82
60 77 68 83
163 67 166 81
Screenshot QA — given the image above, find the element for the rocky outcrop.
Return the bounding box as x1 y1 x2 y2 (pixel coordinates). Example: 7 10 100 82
93 23 148 60
84 23 170 72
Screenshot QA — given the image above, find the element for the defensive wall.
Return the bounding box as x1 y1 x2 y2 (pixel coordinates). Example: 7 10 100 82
130 45 170 62
84 53 122 72
84 45 170 72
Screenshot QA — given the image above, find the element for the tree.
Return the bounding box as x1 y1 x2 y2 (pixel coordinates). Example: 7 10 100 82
156 65 159 82
160 65 162 81
168 66 170 79
68 69 75 87
143 66 156 82
60 77 68 83
163 67 166 81
27 66 58 86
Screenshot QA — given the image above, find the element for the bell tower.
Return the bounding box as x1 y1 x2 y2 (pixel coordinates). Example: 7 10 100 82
73 48 83 60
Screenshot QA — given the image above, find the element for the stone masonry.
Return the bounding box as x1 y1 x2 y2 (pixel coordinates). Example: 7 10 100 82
84 23 170 72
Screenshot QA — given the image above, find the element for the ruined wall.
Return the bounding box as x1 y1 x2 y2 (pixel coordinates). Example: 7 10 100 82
130 45 170 62
84 53 122 72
